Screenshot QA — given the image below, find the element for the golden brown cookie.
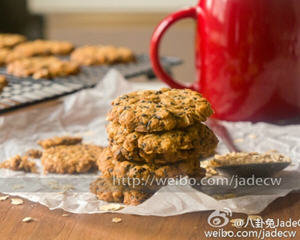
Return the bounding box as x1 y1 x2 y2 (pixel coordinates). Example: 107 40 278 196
7 56 80 79
25 149 43 159
38 136 83 149
70 45 135 66
107 122 218 163
0 48 11 66
0 155 37 173
0 75 8 92
90 176 153 206
97 147 204 180
41 144 104 174
6 39 74 62
0 34 26 49
107 88 213 133
110 143 207 164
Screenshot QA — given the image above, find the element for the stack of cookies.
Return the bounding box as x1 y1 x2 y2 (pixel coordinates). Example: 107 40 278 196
91 88 218 205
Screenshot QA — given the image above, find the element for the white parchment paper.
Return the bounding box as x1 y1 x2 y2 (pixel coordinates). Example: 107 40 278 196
0 69 299 216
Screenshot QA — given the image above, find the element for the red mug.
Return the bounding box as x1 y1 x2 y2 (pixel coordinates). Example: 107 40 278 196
150 0 300 121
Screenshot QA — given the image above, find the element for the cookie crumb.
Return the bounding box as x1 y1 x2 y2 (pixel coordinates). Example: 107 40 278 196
234 138 244 143
99 203 124 211
0 195 9 201
248 134 257 139
112 217 122 223
0 155 37 173
12 184 24 190
11 198 24 205
25 149 43 159
22 217 34 223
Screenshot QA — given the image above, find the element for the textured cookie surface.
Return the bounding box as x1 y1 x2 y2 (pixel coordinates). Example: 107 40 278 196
0 34 26 49
97 147 204 180
0 155 37 173
71 45 135 66
41 144 104 174
7 56 80 79
0 75 8 93
0 48 11 66
6 40 74 62
107 88 213 133
38 136 82 149
90 176 153 205
107 122 218 162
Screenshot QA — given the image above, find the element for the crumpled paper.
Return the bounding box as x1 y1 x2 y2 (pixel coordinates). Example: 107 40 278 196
0 69 299 216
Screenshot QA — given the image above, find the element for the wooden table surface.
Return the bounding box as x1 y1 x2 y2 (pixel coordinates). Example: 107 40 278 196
1 99 300 240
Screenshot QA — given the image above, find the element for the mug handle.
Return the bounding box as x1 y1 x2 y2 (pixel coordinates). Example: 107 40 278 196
150 6 200 90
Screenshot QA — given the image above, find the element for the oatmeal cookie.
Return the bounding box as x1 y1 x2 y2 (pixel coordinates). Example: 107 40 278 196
97 147 204 180
38 136 83 149
0 48 11 66
0 155 37 173
110 141 216 165
25 149 43 159
0 34 26 49
0 75 8 92
107 122 218 157
70 45 135 66
107 88 213 133
6 40 74 62
7 56 80 79
41 144 104 174
90 176 152 205
210 150 291 166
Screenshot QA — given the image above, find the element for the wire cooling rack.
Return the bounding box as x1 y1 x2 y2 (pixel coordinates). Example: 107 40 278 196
0 55 181 113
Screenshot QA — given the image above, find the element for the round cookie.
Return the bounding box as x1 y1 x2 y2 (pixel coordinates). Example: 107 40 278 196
7 56 80 79
6 40 74 62
109 142 215 165
0 48 11 66
0 34 26 49
0 75 8 93
107 122 218 159
70 45 135 66
107 88 214 133
90 176 152 205
41 144 104 174
97 147 205 180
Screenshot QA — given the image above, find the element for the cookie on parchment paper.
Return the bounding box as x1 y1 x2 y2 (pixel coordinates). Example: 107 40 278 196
41 144 104 174
107 88 213 133
90 176 153 206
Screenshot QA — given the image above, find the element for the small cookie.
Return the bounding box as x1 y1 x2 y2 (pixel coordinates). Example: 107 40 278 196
107 122 218 162
107 88 213 133
41 144 104 174
97 147 205 180
0 75 8 93
6 40 74 62
38 136 82 149
7 56 80 79
25 149 43 159
0 48 11 66
0 155 37 173
90 176 153 206
0 34 26 49
70 45 135 66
